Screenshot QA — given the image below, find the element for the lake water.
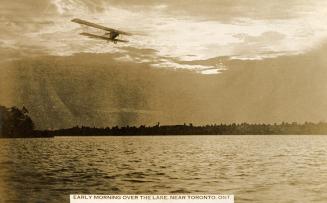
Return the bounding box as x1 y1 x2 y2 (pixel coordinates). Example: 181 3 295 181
0 135 327 203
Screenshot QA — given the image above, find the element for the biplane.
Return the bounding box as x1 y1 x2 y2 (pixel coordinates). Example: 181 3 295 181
71 18 131 43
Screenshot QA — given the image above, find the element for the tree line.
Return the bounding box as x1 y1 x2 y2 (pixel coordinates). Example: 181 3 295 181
46 122 327 136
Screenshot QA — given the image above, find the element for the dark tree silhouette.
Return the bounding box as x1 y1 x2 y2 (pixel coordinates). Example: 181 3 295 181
0 105 35 138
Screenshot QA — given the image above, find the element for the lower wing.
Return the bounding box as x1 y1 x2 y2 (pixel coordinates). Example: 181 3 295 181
114 39 129 43
80 32 129 43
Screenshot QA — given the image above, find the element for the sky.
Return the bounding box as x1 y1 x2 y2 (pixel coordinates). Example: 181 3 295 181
1 1 327 128
1 0 327 73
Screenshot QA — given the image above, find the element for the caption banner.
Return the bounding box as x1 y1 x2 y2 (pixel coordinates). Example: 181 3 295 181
70 195 234 203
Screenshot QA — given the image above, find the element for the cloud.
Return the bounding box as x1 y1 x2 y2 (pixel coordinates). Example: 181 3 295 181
97 0 320 21
151 60 215 71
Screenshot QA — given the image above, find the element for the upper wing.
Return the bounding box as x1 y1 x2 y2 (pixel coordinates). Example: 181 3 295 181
80 32 129 43
72 18 132 36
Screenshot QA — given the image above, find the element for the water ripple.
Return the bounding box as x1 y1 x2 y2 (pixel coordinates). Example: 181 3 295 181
0 135 326 202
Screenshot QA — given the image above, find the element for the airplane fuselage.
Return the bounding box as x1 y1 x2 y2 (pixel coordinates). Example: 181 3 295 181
108 31 119 40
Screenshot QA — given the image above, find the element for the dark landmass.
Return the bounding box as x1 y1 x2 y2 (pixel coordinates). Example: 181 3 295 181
2 105 327 138
44 122 327 136
0 105 52 138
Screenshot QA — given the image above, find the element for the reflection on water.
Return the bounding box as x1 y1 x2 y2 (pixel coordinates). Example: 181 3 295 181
0 136 327 202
